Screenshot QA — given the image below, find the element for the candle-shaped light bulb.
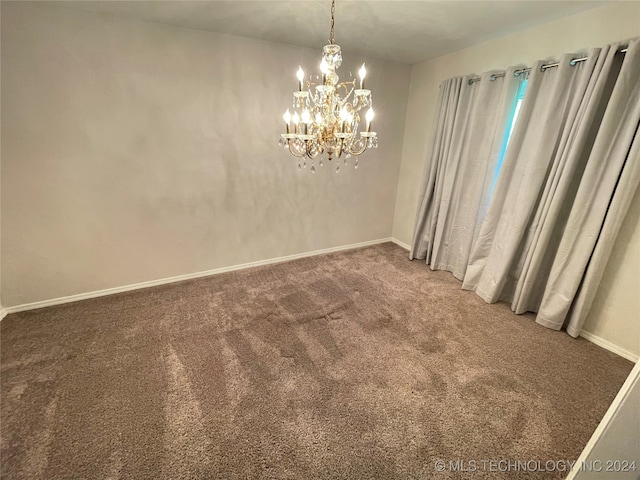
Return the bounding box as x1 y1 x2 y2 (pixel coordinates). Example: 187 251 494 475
292 112 300 134
320 58 329 84
315 112 323 125
301 110 311 134
283 109 291 134
339 106 349 122
296 66 304 91
366 107 374 132
359 63 367 89
339 106 349 133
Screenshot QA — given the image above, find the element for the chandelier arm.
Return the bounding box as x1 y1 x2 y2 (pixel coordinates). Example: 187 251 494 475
287 142 307 158
306 148 322 159
338 81 355 101
289 150 307 158
348 139 368 156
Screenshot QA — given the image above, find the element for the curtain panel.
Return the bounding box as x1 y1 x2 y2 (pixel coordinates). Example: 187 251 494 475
411 37 640 337
539 38 640 335
410 70 523 279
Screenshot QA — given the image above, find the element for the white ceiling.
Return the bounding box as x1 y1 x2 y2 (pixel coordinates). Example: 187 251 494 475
57 0 610 64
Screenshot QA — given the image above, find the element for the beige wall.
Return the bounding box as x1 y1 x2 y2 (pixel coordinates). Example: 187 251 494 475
393 1 640 357
0 2 411 307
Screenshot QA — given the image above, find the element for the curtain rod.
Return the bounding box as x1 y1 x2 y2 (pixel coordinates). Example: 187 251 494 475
468 46 629 85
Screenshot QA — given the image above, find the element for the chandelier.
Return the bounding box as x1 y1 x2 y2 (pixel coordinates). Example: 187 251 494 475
278 0 378 173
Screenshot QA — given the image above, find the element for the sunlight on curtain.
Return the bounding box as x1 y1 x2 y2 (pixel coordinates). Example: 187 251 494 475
489 79 528 200
409 69 523 280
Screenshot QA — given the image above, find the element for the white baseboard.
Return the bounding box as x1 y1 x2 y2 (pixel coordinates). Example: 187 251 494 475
580 330 638 363
11 237 634 365
391 237 411 251
5 238 395 314
0 307 7 321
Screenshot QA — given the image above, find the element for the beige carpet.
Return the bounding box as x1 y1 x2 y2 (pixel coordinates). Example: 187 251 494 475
0 243 632 479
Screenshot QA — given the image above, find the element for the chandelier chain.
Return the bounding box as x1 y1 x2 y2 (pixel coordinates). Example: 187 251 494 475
329 0 336 44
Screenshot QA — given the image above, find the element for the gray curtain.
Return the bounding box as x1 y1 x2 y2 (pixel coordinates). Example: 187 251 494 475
412 37 640 337
463 48 611 306
539 38 640 335
410 69 522 279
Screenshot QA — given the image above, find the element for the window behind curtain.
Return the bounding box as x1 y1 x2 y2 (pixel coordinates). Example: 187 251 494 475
490 78 528 196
